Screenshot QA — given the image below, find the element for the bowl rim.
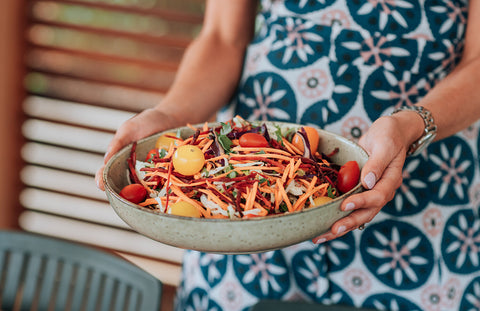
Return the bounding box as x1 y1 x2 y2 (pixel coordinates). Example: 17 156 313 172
103 121 369 223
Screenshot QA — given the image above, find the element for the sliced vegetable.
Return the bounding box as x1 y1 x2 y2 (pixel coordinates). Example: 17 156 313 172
239 133 269 148
145 148 158 162
168 201 202 218
172 145 205 176
292 126 320 154
155 132 180 150
119 183 147 204
337 161 360 193
123 118 351 219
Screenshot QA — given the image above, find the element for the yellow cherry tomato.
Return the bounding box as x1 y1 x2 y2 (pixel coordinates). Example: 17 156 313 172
292 126 320 154
168 201 201 218
172 145 205 176
311 196 333 207
155 132 180 150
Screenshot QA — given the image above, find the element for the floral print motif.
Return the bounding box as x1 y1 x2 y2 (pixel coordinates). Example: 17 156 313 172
340 116 369 142
360 220 434 290
422 207 444 237
442 209 480 274
200 253 228 287
459 277 480 311
233 252 290 298
236 72 296 122
428 137 474 205
178 1 479 310
383 156 432 216
268 17 330 69
297 69 329 99
420 280 462 311
347 0 422 35
343 268 372 295
363 293 423 310
300 62 359 127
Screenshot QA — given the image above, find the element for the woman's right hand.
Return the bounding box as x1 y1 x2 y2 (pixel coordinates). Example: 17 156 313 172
95 108 178 190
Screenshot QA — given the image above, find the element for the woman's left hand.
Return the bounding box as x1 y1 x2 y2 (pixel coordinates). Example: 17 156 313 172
312 113 421 244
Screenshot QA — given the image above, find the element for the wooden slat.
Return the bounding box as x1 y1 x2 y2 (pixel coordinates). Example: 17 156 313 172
116 253 182 287
22 142 103 175
26 24 186 66
24 73 163 110
26 62 175 94
20 188 127 228
22 119 113 153
27 45 179 71
29 19 193 48
20 165 105 200
23 96 135 132
33 0 204 24
18 211 185 264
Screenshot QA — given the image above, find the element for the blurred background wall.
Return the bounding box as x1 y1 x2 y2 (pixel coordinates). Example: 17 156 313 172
0 0 205 309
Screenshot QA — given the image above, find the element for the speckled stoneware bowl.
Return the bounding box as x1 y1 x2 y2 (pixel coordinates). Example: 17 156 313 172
103 121 369 254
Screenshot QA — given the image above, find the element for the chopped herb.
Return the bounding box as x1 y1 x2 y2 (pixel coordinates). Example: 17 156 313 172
220 122 232 135
218 134 233 153
159 149 167 158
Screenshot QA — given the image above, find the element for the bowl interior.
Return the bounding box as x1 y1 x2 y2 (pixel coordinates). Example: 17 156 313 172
103 121 369 253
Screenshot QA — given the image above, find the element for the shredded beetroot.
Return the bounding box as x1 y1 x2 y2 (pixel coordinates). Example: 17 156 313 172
127 142 142 184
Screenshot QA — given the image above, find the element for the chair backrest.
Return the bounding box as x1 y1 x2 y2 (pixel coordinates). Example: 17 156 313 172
0 230 162 311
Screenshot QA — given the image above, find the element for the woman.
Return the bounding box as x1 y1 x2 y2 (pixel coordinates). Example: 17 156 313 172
97 0 480 310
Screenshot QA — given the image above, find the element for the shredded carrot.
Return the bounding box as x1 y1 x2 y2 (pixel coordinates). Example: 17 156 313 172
139 198 158 206
282 137 303 155
125 117 347 219
276 179 293 212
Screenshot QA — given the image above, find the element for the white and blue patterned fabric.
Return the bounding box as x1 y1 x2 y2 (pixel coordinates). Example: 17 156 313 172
175 1 480 310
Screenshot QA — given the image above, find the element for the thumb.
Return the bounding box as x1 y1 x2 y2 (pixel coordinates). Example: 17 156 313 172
359 142 405 191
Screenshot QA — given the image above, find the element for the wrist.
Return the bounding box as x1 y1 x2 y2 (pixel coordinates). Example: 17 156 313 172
390 105 437 156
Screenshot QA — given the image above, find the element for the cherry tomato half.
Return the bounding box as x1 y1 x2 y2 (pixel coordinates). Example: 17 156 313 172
155 132 180 151
119 183 147 204
337 161 360 194
239 133 269 148
311 196 333 207
145 148 158 162
292 126 320 154
172 145 205 176
168 201 201 218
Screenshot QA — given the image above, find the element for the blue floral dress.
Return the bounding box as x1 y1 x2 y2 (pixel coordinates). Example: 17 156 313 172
175 1 480 310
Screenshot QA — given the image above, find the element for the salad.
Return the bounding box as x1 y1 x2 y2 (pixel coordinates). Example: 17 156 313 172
118 116 360 219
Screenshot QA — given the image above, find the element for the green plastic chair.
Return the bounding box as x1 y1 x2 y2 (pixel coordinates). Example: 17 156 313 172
0 230 162 311
250 300 377 311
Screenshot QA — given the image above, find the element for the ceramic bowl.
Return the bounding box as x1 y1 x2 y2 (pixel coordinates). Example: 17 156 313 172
103 121 369 254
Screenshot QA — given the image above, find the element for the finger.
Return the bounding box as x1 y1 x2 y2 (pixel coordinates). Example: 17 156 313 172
359 139 406 191
95 164 106 191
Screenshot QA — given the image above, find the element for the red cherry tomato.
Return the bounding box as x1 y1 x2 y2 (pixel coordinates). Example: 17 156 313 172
239 133 269 148
337 161 360 194
145 148 158 162
119 184 147 204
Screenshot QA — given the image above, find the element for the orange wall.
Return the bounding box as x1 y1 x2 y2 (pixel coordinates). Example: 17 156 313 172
0 0 27 229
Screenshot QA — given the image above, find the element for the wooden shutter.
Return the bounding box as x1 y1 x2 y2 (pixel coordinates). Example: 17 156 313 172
19 0 204 287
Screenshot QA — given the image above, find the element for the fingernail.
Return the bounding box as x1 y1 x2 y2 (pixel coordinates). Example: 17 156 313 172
313 237 326 244
104 150 110 160
336 226 346 235
344 202 355 211
364 172 376 189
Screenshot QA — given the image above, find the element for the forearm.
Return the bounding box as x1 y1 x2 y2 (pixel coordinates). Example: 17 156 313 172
420 56 480 141
155 33 247 126
152 0 258 127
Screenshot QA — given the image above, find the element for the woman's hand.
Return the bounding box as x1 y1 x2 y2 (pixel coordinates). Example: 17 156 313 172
95 108 176 190
312 111 424 244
